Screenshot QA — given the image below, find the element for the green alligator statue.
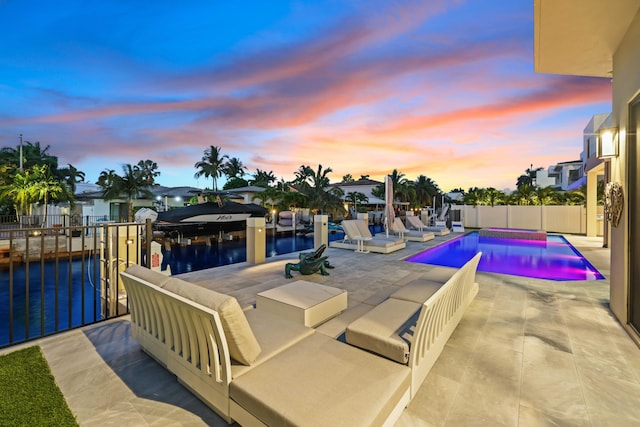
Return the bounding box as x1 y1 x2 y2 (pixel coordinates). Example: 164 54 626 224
285 244 334 278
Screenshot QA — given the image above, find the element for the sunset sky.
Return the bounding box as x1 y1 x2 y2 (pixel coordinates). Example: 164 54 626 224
0 0 612 192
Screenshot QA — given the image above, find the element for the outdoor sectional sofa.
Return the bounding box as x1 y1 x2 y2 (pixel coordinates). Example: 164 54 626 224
120 252 481 426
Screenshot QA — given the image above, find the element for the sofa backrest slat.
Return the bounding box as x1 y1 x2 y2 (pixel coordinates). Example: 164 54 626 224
121 272 232 387
408 252 481 397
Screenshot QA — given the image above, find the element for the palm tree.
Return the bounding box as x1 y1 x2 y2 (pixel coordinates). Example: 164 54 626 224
463 187 482 207
97 169 117 188
295 164 344 215
341 174 355 183
223 157 247 180
413 175 441 208
513 184 535 205
31 165 70 227
0 168 37 224
194 145 228 191
251 169 277 187
534 186 554 205
135 160 160 186
345 191 368 217
100 164 155 221
58 164 85 194
484 187 505 207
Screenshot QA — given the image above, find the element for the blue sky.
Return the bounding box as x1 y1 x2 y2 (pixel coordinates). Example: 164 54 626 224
0 0 611 191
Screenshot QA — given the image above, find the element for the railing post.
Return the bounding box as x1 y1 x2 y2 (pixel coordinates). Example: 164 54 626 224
145 219 152 269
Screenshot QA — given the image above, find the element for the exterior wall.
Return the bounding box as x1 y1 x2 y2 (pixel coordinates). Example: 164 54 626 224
610 9 640 333
461 205 586 234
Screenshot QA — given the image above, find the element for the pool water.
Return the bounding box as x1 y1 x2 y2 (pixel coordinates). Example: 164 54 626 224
405 231 604 281
162 229 349 274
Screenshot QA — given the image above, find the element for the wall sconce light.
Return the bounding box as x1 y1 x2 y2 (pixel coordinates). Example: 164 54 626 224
598 128 619 159
125 239 134 245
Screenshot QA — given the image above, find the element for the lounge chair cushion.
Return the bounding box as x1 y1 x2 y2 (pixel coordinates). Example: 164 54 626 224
340 220 362 239
230 334 411 427
365 238 404 248
402 230 435 241
355 220 373 238
124 264 171 288
162 278 261 365
345 298 421 364
390 279 443 304
231 309 314 378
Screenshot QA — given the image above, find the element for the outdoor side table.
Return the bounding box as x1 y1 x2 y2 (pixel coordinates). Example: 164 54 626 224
256 281 347 327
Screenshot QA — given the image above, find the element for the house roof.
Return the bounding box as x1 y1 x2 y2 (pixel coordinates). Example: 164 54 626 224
224 186 267 193
329 179 382 187
534 0 640 77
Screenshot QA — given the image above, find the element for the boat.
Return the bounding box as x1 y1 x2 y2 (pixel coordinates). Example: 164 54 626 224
154 201 268 238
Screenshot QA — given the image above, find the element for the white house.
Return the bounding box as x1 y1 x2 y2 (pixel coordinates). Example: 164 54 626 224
535 0 640 343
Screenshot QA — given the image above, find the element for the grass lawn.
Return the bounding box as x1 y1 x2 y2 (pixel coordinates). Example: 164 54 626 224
0 346 77 426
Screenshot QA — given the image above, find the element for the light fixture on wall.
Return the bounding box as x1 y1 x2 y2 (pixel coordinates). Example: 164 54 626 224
598 127 619 158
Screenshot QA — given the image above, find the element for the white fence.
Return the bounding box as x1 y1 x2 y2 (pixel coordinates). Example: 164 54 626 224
457 205 587 234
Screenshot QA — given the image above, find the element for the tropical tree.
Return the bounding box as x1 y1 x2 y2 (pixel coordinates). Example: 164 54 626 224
371 183 385 200
516 165 544 189
194 145 228 191
413 175 441 208
98 163 156 221
0 168 37 223
341 174 355 183
484 187 505 207
0 164 71 225
223 177 249 190
463 187 483 206
294 164 344 215
223 157 247 180
345 191 368 216
31 165 71 227
58 164 85 193
534 186 555 205
275 190 308 212
512 184 536 205
135 160 160 186
251 169 277 187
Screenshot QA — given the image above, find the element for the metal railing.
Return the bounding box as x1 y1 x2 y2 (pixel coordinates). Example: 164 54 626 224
0 215 119 239
0 221 152 349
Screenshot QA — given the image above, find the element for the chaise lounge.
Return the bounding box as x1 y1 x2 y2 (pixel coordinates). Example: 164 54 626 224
330 219 406 254
120 251 482 426
379 217 435 242
405 215 451 236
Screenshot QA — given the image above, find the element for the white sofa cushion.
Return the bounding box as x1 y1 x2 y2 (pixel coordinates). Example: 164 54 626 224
231 309 314 378
345 298 421 364
390 279 443 304
162 278 261 365
230 333 410 427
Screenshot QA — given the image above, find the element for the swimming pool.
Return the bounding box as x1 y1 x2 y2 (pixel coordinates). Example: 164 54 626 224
405 231 604 281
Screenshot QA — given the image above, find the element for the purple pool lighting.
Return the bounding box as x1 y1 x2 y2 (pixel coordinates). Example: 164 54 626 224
405 232 604 281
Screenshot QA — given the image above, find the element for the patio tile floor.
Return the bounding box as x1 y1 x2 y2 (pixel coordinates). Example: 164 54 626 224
4 233 640 426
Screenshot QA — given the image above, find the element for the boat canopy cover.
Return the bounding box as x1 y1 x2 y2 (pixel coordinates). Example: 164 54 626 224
157 202 268 223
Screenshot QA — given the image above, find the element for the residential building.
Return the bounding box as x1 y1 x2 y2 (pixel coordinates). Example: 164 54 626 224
535 0 640 344
546 160 584 191
329 178 385 205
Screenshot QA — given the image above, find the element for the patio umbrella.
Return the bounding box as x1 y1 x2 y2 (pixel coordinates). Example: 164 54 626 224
384 175 395 237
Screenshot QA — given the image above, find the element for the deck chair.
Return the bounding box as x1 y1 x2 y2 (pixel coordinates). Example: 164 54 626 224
406 215 450 236
330 220 405 254
434 204 449 229
389 218 435 242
